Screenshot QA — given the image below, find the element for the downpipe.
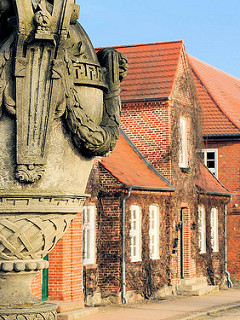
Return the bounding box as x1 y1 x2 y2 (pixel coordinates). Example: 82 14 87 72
225 196 233 288
122 187 132 304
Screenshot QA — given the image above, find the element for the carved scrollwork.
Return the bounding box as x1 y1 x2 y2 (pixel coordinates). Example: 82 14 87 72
15 165 45 184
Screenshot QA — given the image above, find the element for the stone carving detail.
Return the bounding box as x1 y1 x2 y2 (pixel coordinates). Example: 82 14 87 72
0 0 128 183
15 165 45 183
0 308 56 320
0 214 75 260
0 311 56 320
0 34 16 118
0 259 49 272
64 48 128 157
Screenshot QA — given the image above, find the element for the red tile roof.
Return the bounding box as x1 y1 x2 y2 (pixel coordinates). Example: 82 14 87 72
100 131 174 191
196 163 231 196
101 131 230 195
188 55 240 135
100 41 240 135
111 41 183 101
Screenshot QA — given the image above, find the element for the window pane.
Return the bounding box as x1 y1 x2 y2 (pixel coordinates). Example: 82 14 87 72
130 206 141 261
133 221 136 230
207 152 215 160
86 230 90 259
207 160 215 168
133 210 136 219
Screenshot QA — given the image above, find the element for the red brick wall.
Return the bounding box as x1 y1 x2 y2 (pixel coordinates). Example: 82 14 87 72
31 213 84 303
227 213 240 279
49 212 83 302
31 272 42 299
121 101 172 180
204 139 240 278
204 139 240 210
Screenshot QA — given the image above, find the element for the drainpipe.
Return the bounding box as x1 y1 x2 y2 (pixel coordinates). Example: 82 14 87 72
122 187 132 304
224 195 233 288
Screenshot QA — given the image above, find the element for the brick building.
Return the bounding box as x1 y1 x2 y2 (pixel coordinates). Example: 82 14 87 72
83 41 232 304
188 57 240 279
31 41 237 307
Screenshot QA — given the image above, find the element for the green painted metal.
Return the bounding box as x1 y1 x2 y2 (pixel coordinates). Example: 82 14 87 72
42 255 49 301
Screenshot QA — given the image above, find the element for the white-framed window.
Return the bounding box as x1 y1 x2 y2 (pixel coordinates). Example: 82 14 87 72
149 205 159 260
130 205 141 262
211 208 219 252
198 206 206 254
179 117 188 168
202 149 218 178
83 205 95 265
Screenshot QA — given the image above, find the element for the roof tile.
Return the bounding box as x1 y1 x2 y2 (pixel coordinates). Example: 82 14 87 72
110 41 183 101
100 132 173 190
196 163 231 195
188 55 240 135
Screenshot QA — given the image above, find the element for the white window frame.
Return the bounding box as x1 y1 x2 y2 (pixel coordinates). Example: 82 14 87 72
202 148 218 178
179 117 188 168
198 206 206 254
83 205 96 265
211 208 219 252
130 205 141 262
149 205 160 260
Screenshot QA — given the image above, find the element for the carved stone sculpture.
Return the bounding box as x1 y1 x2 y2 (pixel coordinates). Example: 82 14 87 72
0 0 128 319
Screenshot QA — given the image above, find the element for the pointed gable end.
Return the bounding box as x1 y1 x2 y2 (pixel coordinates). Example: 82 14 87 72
110 41 184 102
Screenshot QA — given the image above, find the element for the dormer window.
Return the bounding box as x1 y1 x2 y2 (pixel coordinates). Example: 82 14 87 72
179 117 188 168
202 149 218 178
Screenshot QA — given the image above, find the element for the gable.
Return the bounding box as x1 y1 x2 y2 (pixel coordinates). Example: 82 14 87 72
108 41 183 101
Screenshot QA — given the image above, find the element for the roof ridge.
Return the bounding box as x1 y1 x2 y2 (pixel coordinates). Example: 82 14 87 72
119 128 174 188
96 40 184 50
188 55 240 81
188 55 240 132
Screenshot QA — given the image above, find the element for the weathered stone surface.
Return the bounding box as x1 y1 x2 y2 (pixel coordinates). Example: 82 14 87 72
0 303 57 320
0 0 127 317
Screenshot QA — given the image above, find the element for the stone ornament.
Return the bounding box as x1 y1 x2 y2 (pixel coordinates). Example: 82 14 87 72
0 0 128 319
0 0 128 183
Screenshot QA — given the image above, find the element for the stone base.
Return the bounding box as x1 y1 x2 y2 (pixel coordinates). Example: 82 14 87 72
0 302 57 320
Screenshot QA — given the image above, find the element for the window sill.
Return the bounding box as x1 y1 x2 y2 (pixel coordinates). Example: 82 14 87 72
131 258 142 263
83 262 97 268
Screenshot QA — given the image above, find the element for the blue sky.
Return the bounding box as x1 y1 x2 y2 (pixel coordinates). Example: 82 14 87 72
76 0 240 78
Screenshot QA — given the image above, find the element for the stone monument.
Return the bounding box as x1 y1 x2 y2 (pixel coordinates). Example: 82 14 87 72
0 0 128 319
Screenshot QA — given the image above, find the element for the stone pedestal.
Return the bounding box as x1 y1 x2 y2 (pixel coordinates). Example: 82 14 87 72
0 194 86 319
